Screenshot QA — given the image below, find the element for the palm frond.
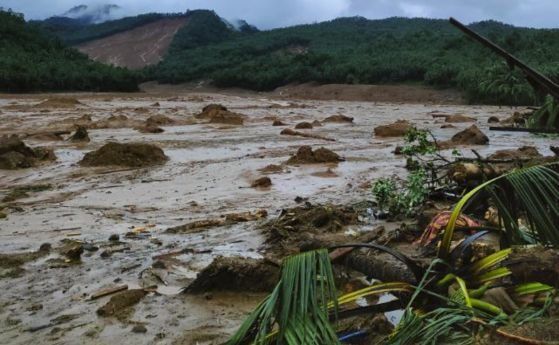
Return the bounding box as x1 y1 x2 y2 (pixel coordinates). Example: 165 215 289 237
439 164 559 259
226 249 339 345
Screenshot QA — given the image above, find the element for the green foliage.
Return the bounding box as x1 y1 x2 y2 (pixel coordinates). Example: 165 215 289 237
527 95 559 129
154 17 559 105
168 10 235 53
372 169 428 217
0 10 139 92
477 62 536 105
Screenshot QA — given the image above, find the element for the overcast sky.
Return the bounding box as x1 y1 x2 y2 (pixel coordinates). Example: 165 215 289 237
2 0 558 29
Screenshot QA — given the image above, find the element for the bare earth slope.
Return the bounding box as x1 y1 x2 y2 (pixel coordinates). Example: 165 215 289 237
76 17 188 69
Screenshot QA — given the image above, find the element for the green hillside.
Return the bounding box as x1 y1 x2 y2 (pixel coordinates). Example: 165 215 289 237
0 10 139 92
154 16 559 105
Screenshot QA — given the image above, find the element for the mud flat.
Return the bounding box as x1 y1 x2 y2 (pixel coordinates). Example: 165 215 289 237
0 86 554 344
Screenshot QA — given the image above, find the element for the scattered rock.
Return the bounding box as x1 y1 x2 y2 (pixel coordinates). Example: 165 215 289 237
0 136 56 169
440 124 456 129
439 125 489 148
374 120 412 137
69 126 90 142
195 104 244 125
79 142 168 167
108 234 119 242
136 125 164 134
312 120 322 127
186 257 280 293
551 146 559 157
132 325 147 333
286 146 343 164
151 102 160 107
251 177 272 188
258 164 283 174
488 146 542 160
96 289 147 319
488 116 500 123
294 122 313 129
272 120 286 126
58 240 84 261
323 114 353 123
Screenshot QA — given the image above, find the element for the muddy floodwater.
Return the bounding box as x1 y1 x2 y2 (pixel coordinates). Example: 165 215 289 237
0 87 554 345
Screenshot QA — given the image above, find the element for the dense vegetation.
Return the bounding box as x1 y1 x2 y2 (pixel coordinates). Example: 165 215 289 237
0 10 139 92
154 16 559 105
31 13 181 46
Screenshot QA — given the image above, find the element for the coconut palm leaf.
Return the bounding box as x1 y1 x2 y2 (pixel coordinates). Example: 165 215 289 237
439 164 559 259
226 249 339 345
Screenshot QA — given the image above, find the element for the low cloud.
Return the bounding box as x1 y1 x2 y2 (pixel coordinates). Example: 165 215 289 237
2 0 558 29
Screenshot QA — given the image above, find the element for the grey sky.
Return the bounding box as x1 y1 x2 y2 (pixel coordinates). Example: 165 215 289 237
1 0 558 29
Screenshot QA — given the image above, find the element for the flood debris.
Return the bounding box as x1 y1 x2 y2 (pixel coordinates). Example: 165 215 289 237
90 285 129 300
251 176 272 188
263 203 359 254
0 135 56 169
286 145 343 164
374 120 412 137
79 142 168 167
69 126 90 142
165 209 268 234
2 184 52 202
186 256 280 293
279 128 335 141
323 114 354 123
295 121 313 129
96 289 147 319
0 243 51 279
195 104 245 125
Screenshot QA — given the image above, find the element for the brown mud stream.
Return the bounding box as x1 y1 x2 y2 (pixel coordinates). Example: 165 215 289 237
0 87 555 344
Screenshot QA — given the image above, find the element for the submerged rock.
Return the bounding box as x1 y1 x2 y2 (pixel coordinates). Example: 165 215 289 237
488 146 542 160
251 176 272 188
79 142 168 167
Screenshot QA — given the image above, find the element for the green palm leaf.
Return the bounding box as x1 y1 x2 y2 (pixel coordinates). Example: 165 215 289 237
439 164 559 259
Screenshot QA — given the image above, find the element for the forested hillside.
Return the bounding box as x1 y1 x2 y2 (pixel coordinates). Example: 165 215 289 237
154 16 559 105
0 10 139 92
